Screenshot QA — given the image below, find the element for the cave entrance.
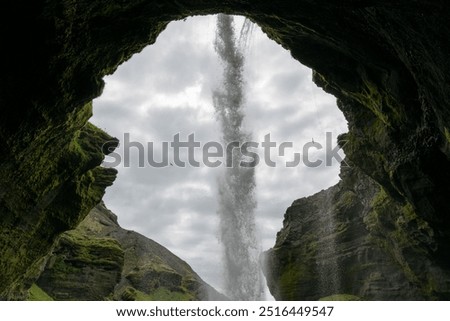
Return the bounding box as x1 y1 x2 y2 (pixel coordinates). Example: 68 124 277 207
91 15 347 299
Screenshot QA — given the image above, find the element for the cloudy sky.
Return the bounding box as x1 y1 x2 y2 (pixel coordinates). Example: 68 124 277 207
91 15 348 300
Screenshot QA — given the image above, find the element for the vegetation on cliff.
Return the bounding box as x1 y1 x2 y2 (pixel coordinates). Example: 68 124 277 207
1 1 450 299
264 165 450 300
33 202 226 301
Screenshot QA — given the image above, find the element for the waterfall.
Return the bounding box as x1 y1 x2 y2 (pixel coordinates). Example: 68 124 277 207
238 17 255 50
316 188 341 296
212 14 263 300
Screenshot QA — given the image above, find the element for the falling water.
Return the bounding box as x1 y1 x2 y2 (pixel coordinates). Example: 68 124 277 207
238 18 255 50
212 14 263 300
316 188 341 296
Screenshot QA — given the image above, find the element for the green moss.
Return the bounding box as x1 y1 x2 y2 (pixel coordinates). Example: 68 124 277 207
121 287 194 301
363 188 388 233
319 294 361 301
138 288 194 301
444 127 450 143
136 262 179 275
335 191 356 209
27 284 54 301
51 256 79 276
368 117 389 142
61 231 124 268
346 78 405 128
364 188 440 299
399 203 433 239
0 99 119 299
279 261 313 301
372 188 389 207
41 230 124 285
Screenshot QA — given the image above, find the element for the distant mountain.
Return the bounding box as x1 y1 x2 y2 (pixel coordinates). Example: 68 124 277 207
31 202 227 301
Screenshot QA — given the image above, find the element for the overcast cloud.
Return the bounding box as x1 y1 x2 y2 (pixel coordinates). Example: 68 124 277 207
91 15 348 300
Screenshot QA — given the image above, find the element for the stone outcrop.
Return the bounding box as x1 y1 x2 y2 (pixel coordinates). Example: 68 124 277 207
1 1 450 299
34 202 226 301
263 164 450 300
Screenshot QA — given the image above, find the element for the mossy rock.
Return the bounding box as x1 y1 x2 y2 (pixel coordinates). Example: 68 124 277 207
319 294 361 301
35 203 226 301
26 284 54 301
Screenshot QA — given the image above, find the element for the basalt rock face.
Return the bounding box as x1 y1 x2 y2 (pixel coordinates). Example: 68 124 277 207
1 1 450 299
34 202 226 301
263 164 450 300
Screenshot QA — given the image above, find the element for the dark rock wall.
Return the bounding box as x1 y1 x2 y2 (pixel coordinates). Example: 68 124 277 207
0 103 118 298
1 1 450 299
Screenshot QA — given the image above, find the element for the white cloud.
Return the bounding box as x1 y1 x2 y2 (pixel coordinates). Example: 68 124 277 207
92 15 347 297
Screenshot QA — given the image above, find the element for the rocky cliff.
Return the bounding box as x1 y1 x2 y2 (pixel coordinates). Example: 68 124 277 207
1 1 450 299
263 163 450 300
32 202 225 301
